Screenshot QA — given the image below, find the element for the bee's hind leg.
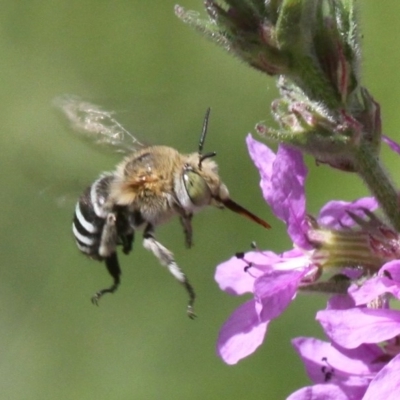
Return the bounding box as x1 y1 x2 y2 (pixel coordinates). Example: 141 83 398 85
91 252 121 305
92 212 121 305
143 224 196 319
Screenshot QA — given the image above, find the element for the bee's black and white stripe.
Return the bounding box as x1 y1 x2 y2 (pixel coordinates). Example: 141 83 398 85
72 174 114 260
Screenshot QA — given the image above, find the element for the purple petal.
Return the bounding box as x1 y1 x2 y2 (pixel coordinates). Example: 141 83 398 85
216 299 268 365
254 269 306 321
318 197 378 229
287 384 359 400
292 337 385 383
327 294 356 310
382 135 400 155
215 249 311 296
271 145 308 247
317 308 400 348
363 354 400 400
246 134 276 197
256 248 310 271
246 135 309 248
341 267 365 280
349 275 400 306
214 252 269 295
381 260 400 283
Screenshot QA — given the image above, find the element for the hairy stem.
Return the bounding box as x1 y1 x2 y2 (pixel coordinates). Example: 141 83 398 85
355 142 400 231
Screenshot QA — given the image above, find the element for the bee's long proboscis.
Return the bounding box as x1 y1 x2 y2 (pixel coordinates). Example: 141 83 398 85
222 198 271 229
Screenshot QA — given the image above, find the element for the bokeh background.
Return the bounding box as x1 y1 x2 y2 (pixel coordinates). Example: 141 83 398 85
1 1 400 399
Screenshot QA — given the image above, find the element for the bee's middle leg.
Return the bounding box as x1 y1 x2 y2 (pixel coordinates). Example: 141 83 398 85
121 232 134 255
143 224 196 319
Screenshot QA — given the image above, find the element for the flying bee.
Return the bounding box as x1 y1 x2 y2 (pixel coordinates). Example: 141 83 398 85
56 96 270 318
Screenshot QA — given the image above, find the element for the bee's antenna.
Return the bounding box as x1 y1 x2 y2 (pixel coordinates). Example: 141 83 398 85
198 107 211 155
198 107 216 169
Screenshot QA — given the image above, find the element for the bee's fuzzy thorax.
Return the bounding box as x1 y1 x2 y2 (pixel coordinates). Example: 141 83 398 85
109 146 180 207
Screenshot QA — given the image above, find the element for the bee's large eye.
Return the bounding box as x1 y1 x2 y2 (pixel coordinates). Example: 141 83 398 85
182 170 211 207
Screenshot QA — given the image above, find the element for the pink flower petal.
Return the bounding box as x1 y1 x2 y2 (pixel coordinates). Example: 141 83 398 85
317 308 400 348
381 260 400 282
292 337 385 382
287 384 355 400
216 300 268 365
349 276 399 306
246 135 309 248
363 354 400 400
382 135 400 155
214 252 267 295
246 134 276 205
318 197 378 229
254 269 305 321
327 294 356 310
270 145 308 247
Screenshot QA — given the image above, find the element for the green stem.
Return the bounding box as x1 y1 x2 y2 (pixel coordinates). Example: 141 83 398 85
355 142 400 231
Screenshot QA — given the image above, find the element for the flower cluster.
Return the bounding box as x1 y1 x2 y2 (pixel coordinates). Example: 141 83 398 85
216 135 400 399
176 1 400 398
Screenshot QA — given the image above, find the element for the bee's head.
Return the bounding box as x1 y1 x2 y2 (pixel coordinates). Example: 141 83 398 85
178 109 270 229
177 108 218 210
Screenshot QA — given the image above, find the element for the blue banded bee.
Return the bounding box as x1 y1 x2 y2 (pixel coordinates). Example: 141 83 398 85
56 96 270 318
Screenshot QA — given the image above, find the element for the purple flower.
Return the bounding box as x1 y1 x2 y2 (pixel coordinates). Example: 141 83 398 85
215 135 379 364
288 337 387 400
246 134 309 249
291 259 400 398
348 260 400 306
291 307 400 399
290 337 400 400
315 259 400 353
216 249 313 364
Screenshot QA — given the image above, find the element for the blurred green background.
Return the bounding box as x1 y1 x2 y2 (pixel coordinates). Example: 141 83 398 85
1 1 400 399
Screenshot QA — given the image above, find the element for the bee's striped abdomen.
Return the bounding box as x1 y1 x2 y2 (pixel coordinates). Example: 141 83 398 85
72 174 114 259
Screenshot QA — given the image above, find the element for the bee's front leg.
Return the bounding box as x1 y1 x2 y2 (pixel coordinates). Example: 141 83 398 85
143 224 196 319
92 212 121 305
179 213 193 249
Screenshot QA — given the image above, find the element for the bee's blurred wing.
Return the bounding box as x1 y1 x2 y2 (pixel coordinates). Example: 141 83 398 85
54 95 145 154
